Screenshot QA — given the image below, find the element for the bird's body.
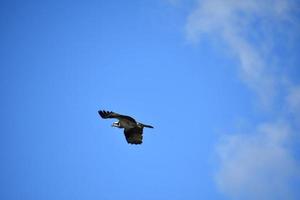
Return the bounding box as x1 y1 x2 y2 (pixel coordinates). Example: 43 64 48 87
98 110 153 144
118 119 136 129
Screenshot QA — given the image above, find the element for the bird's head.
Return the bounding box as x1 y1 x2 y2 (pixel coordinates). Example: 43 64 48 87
112 122 121 128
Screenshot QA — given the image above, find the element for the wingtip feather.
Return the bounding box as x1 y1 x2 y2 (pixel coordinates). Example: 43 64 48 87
98 110 107 118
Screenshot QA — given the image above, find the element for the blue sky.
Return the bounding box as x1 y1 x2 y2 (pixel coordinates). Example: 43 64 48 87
1 1 300 200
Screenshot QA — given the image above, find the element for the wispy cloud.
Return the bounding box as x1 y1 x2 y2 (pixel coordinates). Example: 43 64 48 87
186 0 296 106
185 0 300 199
216 122 300 200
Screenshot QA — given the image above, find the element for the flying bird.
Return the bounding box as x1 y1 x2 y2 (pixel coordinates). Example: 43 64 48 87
98 110 153 145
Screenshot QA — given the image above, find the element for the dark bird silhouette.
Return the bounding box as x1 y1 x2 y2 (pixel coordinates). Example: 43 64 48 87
98 110 153 145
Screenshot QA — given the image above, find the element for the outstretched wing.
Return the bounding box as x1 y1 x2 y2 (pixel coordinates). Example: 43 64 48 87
98 110 136 123
124 127 143 144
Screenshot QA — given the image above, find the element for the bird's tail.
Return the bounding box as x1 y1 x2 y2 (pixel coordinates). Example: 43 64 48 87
141 123 154 128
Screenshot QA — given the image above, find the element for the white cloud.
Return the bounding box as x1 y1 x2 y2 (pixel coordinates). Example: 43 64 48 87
185 0 295 106
184 0 300 199
215 122 300 200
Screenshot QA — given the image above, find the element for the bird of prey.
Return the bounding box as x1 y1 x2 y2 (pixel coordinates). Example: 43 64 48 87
98 110 153 145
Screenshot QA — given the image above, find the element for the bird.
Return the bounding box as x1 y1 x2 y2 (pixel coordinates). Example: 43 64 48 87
98 110 153 145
